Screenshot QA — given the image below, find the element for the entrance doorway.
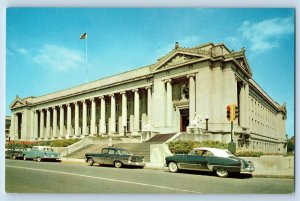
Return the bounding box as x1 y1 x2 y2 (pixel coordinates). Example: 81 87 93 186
180 109 189 132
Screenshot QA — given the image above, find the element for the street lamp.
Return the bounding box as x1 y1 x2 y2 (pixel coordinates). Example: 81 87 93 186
205 115 209 131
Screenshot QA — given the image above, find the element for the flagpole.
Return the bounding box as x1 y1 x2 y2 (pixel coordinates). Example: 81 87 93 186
85 29 88 83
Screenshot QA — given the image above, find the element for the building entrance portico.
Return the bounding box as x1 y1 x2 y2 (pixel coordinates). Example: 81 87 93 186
180 109 189 132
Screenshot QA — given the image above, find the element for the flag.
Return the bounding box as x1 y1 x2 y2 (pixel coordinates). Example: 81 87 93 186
80 32 87 39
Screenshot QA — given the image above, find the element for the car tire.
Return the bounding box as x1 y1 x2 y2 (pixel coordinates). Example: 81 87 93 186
12 155 16 160
37 157 42 162
87 158 94 166
23 155 27 161
114 161 122 168
216 168 229 178
168 162 179 173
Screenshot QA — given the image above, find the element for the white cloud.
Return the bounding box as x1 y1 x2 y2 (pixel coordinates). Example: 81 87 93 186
33 44 84 71
239 17 294 52
16 48 29 55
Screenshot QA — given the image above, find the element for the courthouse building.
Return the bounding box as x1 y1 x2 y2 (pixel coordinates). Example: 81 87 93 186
9 42 287 154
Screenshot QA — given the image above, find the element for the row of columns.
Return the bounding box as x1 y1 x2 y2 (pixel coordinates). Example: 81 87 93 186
32 87 152 140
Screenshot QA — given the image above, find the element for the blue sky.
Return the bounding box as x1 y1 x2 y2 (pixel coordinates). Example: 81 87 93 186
6 8 294 137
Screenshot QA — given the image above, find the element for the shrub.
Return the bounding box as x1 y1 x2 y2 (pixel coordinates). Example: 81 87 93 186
168 140 228 154
50 139 80 147
235 150 263 157
5 139 81 149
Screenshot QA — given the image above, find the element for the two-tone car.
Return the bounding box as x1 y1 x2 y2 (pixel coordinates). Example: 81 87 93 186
85 147 145 168
22 146 60 162
165 147 255 177
5 147 27 160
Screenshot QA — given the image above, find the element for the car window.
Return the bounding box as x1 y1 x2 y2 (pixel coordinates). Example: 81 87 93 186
101 149 109 154
117 149 132 155
108 149 115 155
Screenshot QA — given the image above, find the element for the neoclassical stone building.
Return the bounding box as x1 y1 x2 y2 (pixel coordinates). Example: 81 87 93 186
9 42 287 154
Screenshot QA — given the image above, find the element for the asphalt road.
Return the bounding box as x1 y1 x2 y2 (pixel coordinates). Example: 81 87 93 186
5 159 294 194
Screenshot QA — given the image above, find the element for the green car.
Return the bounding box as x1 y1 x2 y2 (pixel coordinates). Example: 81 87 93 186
165 147 255 177
22 146 60 162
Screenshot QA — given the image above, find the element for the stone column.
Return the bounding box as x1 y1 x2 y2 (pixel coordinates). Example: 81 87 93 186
74 102 79 137
82 100 87 136
240 83 246 128
110 94 116 134
133 89 140 132
39 110 44 139
146 86 152 121
67 103 72 138
52 107 57 138
90 98 96 135
59 105 64 138
245 83 250 128
121 91 127 128
14 113 19 139
165 79 173 127
34 111 38 139
46 108 51 139
187 74 196 119
10 113 15 140
100 96 106 134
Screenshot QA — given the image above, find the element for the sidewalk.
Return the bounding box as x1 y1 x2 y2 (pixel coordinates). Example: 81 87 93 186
60 158 294 179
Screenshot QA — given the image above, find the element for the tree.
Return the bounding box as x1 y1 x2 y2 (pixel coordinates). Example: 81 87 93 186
287 136 294 153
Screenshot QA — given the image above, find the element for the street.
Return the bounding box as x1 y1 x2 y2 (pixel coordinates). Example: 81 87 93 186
5 159 294 194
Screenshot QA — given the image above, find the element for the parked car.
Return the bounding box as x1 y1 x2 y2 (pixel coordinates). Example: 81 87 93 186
22 146 60 162
85 147 145 168
165 147 255 177
5 147 27 160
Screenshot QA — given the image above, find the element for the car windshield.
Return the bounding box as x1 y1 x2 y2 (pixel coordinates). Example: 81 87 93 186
43 148 54 152
212 149 235 157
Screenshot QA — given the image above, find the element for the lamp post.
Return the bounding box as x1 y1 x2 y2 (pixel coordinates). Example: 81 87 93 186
205 115 209 131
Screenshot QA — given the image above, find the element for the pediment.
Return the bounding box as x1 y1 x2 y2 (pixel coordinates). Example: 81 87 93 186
235 56 253 76
152 52 206 71
10 96 27 109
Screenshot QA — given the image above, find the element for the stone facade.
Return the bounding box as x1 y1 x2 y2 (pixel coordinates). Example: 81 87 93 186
8 42 287 154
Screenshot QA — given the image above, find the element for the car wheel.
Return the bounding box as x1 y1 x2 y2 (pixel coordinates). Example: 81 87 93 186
12 155 16 160
23 155 27 161
37 157 42 162
114 161 122 168
168 162 178 173
87 158 94 166
216 168 229 178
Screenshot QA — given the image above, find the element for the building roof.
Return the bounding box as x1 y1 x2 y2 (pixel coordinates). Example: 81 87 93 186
10 42 283 113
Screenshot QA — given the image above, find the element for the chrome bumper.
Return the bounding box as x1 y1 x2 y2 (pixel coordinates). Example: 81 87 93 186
241 164 255 173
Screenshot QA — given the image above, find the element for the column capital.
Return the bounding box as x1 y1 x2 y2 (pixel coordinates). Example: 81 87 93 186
120 91 126 95
109 94 115 97
99 95 105 99
164 79 172 84
132 88 139 93
187 74 196 79
90 97 95 102
73 102 78 106
66 103 71 106
81 99 86 103
52 106 56 110
145 86 152 90
58 105 64 108
39 109 44 112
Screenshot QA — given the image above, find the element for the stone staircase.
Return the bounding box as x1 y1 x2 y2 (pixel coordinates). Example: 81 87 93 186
146 133 177 142
66 133 176 162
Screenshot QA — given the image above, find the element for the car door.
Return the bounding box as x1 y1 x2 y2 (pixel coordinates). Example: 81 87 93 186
106 149 116 165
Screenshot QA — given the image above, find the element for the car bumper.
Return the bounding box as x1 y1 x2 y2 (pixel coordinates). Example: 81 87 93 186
127 161 145 167
241 165 255 173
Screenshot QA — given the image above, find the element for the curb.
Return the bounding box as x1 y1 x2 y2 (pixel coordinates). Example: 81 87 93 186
59 159 294 179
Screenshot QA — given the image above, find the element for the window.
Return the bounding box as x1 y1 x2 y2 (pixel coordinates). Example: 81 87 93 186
108 149 115 155
101 148 109 154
